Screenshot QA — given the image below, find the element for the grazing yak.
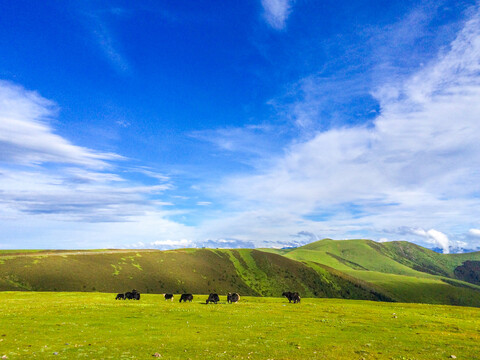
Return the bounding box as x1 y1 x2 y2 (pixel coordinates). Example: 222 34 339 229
227 292 240 303
179 293 193 302
282 291 301 303
125 289 141 300
164 293 174 301
206 293 220 304
115 293 125 300
292 293 301 303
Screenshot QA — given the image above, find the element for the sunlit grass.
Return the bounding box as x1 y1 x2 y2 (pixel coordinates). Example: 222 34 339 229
0 292 479 359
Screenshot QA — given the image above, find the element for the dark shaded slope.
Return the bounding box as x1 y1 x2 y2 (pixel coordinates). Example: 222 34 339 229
454 261 480 285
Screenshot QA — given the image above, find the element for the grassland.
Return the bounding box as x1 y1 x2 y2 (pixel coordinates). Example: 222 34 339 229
0 292 479 359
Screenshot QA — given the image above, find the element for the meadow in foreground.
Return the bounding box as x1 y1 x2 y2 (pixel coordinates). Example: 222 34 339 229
0 292 478 359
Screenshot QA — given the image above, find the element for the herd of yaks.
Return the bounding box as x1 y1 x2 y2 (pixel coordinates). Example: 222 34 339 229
115 289 140 300
115 290 301 304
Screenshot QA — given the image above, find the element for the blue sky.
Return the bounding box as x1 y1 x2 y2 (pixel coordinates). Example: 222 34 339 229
1 0 480 252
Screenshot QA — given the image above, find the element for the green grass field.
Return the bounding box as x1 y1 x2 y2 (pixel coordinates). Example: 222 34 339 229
0 292 479 359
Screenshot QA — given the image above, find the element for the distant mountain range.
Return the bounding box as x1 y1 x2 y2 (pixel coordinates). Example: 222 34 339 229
431 246 480 254
1 239 480 307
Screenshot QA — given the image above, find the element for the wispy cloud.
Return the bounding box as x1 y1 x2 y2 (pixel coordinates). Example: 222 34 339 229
80 6 131 73
130 167 170 182
189 124 284 166
270 72 377 132
116 120 131 128
0 81 172 225
0 81 122 169
369 1 448 75
92 19 129 73
260 0 293 30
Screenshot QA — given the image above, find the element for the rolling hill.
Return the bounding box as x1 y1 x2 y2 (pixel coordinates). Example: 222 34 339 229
0 248 386 301
1 239 480 307
275 239 480 306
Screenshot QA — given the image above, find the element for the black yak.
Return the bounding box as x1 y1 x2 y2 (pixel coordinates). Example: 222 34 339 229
179 294 193 302
227 292 240 303
282 291 300 303
206 293 220 304
125 289 140 300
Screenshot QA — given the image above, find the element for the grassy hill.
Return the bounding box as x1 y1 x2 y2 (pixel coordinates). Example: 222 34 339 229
2 239 480 307
281 239 480 278
278 239 480 306
0 248 385 301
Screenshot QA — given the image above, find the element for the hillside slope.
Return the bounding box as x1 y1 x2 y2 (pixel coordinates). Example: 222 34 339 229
284 239 480 279
0 248 385 301
280 239 480 306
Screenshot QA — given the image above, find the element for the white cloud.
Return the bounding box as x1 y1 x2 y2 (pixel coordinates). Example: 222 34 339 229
0 81 178 233
469 229 480 237
261 0 293 30
0 167 170 222
0 81 122 169
410 228 451 254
